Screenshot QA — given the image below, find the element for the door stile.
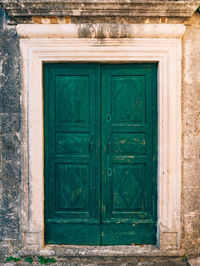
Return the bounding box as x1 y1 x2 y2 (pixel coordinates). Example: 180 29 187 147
101 64 110 223
95 64 101 224
151 65 158 222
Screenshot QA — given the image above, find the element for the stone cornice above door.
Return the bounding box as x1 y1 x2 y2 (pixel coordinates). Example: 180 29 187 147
1 0 200 23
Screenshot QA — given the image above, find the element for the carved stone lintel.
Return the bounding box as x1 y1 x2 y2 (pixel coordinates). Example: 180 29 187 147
16 23 186 39
1 0 200 22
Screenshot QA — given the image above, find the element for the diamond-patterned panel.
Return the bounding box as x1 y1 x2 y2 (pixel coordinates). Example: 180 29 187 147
55 164 89 211
112 164 145 212
111 76 145 123
55 76 89 123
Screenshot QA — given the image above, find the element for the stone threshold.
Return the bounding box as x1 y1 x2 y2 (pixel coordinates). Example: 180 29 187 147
19 245 185 258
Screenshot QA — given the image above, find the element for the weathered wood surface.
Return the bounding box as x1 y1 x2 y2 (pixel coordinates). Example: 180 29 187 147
44 63 157 245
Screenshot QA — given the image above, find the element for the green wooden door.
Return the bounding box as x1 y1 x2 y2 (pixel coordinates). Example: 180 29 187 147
44 63 157 245
44 64 101 245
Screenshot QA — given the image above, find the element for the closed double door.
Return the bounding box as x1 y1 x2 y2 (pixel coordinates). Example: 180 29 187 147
44 63 157 245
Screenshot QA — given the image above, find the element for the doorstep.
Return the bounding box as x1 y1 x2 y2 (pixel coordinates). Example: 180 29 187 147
19 245 185 258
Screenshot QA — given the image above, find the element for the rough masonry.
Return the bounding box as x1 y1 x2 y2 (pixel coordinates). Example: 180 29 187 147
0 0 200 263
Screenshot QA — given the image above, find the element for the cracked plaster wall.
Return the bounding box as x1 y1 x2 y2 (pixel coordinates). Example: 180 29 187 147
0 5 200 259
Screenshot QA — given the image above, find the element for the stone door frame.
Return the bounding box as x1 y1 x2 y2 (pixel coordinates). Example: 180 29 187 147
17 23 185 252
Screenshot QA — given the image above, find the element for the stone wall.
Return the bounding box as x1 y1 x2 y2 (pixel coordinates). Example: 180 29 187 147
0 7 22 260
0 4 200 259
182 13 200 254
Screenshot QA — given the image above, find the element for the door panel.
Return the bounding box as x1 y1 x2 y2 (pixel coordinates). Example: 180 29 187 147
111 75 145 123
112 133 146 155
44 63 157 245
112 164 145 212
55 75 90 123
101 64 157 244
55 164 89 211
44 64 101 244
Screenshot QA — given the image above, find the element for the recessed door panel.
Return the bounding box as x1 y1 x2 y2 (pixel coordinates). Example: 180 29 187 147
111 75 145 123
55 75 90 123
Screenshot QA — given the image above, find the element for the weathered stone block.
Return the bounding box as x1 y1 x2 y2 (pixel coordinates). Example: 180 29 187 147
160 232 178 250
24 232 40 251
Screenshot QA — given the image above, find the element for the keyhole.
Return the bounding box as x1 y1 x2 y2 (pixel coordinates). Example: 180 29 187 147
107 114 111 121
107 168 112 176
